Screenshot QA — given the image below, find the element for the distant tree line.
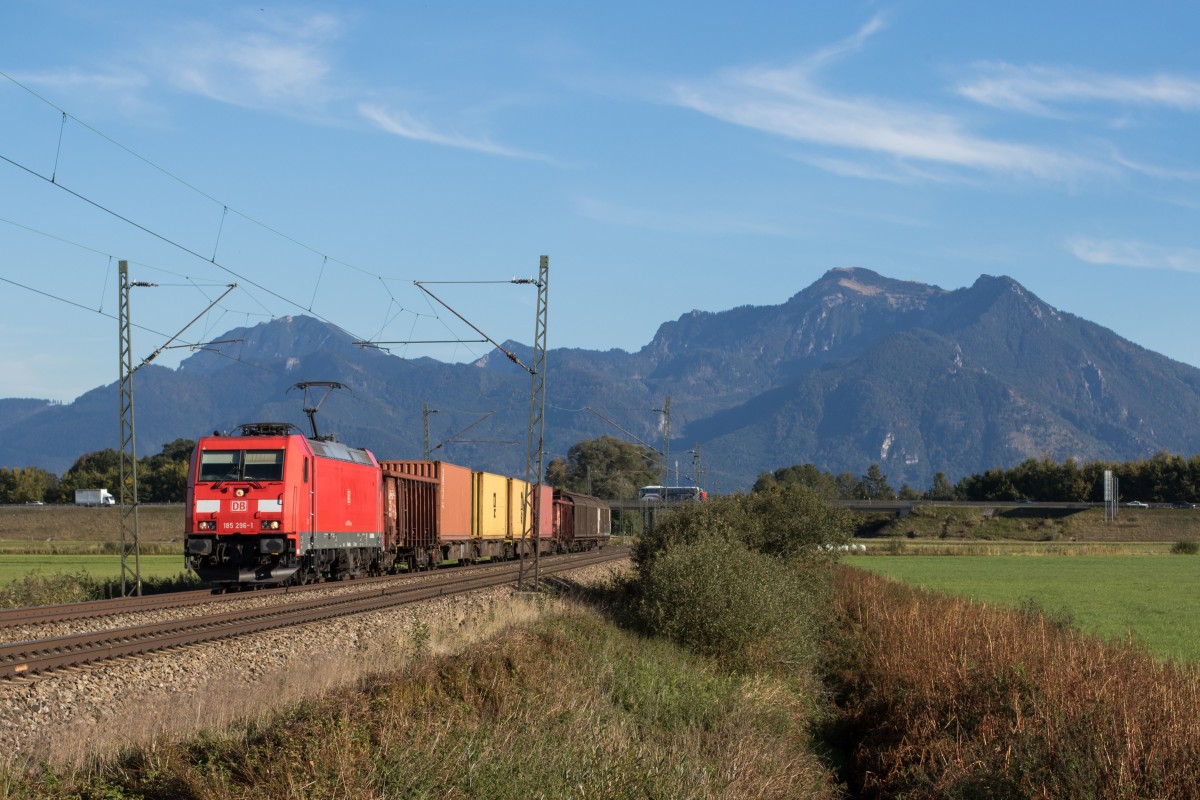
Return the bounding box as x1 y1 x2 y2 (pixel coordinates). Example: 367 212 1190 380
10 434 1200 507
546 435 1200 505
754 452 1200 504
0 438 194 505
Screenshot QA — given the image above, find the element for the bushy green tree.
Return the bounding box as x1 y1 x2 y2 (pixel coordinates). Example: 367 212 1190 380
834 471 859 499
635 487 851 577
752 463 838 497
139 438 194 502
956 467 1020 501
59 449 121 497
857 464 895 500
0 466 58 504
927 471 957 500
546 435 660 500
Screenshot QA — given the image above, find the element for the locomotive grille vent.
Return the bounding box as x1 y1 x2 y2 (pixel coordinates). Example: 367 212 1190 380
238 422 298 437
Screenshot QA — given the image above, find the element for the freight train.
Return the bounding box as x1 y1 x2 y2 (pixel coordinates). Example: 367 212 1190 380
184 421 611 589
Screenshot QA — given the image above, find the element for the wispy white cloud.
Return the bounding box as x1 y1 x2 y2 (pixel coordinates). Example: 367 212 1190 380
959 64 1200 115
358 104 550 161
1068 237 1200 273
803 12 889 72
1109 147 1200 182
152 11 546 160
161 12 343 113
670 17 1094 182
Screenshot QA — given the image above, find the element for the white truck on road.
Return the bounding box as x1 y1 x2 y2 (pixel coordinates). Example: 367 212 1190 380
74 489 116 506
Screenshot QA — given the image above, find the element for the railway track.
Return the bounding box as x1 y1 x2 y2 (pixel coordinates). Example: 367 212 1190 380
0 548 625 681
0 551 608 629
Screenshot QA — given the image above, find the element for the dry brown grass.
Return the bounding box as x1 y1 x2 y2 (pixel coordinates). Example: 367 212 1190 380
830 566 1200 798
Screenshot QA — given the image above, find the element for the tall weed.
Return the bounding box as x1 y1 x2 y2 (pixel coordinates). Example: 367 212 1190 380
828 566 1200 799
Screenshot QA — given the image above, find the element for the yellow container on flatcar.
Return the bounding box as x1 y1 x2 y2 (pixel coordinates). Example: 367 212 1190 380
508 477 531 540
472 471 510 539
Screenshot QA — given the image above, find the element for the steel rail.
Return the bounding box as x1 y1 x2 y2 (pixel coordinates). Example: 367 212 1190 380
0 549 625 681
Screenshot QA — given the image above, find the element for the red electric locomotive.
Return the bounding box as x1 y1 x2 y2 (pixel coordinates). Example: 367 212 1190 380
185 422 384 588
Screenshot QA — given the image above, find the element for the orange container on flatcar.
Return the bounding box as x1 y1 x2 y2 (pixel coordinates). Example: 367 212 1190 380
380 460 472 568
507 480 554 550
536 484 554 540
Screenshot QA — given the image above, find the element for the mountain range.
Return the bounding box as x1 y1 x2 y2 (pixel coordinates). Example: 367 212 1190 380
4 267 1200 491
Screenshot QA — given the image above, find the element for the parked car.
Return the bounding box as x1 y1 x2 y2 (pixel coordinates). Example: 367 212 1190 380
1172 501 1197 509
1125 500 1150 508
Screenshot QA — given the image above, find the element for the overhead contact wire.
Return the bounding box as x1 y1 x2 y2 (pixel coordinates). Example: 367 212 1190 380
1 70 528 418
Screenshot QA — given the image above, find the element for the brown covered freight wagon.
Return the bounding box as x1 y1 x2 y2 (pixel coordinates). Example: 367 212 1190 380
380 460 472 569
553 490 612 552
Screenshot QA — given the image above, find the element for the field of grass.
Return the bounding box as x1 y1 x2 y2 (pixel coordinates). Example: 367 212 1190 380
0 505 190 585
848 553 1200 662
0 554 191 583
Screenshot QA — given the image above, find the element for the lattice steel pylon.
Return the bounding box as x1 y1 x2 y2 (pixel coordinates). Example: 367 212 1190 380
656 395 671 489
117 260 142 597
519 256 549 590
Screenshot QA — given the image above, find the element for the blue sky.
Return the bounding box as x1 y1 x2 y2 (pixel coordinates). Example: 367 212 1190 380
3 1 1200 403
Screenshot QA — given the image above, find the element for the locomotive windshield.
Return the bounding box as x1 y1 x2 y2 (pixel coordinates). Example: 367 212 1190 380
198 449 285 482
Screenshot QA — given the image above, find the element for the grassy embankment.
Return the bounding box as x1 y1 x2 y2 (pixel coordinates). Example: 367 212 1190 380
1 485 847 799
1 603 836 799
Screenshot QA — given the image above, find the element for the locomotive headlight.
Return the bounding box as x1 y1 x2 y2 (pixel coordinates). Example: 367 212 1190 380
235 488 247 497
260 520 281 530
197 520 217 531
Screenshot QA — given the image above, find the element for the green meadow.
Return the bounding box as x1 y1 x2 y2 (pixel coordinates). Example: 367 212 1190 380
848 553 1200 662
0 554 191 584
